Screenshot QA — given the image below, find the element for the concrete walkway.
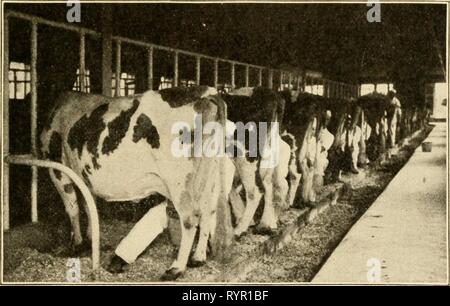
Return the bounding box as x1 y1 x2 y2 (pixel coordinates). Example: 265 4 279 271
313 123 448 284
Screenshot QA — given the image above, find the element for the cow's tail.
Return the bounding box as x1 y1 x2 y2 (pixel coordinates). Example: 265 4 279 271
210 96 234 262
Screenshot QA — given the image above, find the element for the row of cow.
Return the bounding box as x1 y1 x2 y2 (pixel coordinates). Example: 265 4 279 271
39 85 427 280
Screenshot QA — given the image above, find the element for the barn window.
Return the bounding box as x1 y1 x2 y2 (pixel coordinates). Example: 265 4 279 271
158 76 173 90
360 83 375 95
375 83 388 94
179 79 197 87
112 72 136 96
317 85 324 96
9 61 31 100
217 83 232 93
304 85 313 94
72 68 91 93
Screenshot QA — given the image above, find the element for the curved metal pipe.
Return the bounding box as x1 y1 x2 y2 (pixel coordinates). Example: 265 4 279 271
4 154 100 271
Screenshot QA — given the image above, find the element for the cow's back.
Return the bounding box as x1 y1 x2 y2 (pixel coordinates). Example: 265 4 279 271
40 89 219 202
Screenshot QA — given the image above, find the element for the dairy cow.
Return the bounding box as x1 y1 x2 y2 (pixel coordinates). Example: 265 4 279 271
325 98 366 181
358 93 392 162
221 87 288 236
279 92 336 206
40 86 230 280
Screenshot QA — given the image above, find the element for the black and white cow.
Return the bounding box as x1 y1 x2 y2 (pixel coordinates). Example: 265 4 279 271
358 93 392 162
221 87 289 236
40 86 232 280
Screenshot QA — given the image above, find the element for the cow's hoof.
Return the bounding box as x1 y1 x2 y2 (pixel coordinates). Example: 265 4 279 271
234 230 248 241
350 167 359 174
67 240 91 257
161 267 183 281
106 255 129 274
254 226 276 236
187 258 206 268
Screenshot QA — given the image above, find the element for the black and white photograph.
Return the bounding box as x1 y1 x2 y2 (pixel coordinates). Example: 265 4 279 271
0 0 448 286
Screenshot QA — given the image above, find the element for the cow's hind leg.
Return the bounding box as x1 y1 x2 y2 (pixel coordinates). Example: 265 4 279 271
233 158 262 237
162 216 198 280
256 168 277 235
188 168 225 267
287 158 301 207
49 169 88 255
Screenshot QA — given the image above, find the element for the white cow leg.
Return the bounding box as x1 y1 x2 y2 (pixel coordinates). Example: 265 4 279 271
229 185 245 224
163 218 197 280
190 181 221 267
301 165 314 205
49 170 85 253
115 202 168 263
257 168 277 233
272 162 289 214
234 159 262 237
287 161 301 207
190 215 210 266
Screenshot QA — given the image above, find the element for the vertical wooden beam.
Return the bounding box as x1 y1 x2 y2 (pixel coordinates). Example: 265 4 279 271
358 110 367 165
279 71 283 90
30 21 38 223
288 73 292 90
244 65 249 87
268 69 273 89
79 31 86 92
115 40 121 96
195 56 201 85
101 5 112 96
147 47 153 90
232 63 236 89
302 72 306 92
213 59 219 88
173 51 179 87
3 16 10 230
258 68 262 86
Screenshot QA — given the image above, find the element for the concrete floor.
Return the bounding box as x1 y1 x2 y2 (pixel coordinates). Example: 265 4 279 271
313 123 448 284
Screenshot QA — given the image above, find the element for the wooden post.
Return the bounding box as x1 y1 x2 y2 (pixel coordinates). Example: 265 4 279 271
213 59 219 88
268 69 273 89
258 68 262 86
30 21 38 223
147 47 153 89
173 51 179 87
195 56 201 85
359 110 367 165
230 62 235 89
288 73 292 90
279 71 283 90
79 31 86 92
101 5 112 96
3 16 10 230
115 40 121 96
244 65 249 87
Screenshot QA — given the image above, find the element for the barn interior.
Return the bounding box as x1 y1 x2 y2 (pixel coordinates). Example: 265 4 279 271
2 2 448 283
